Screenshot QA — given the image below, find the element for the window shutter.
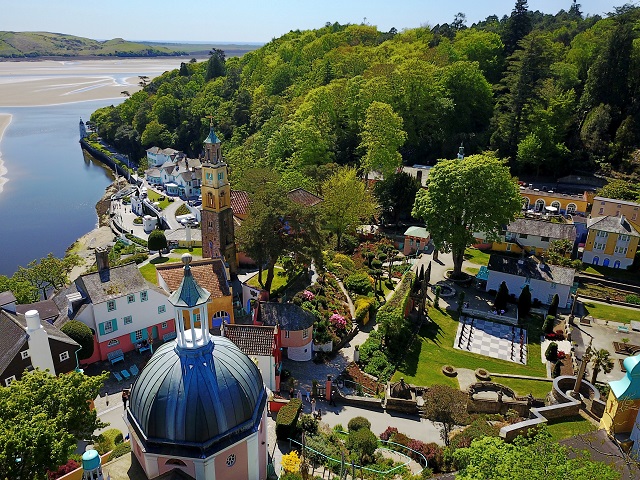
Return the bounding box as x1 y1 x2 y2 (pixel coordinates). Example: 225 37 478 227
141 329 149 340
111 319 118 332
130 332 137 343
99 322 105 336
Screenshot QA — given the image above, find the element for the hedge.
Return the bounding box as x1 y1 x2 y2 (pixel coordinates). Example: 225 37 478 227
354 296 375 324
125 233 148 248
276 398 302 440
60 320 94 360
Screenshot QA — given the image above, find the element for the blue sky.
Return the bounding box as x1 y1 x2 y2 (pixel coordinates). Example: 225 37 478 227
2 1 622 43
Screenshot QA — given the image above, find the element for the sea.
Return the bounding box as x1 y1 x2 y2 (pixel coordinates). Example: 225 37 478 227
0 60 184 276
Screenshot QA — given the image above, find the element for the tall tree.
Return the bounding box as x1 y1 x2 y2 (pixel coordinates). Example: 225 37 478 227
14 253 81 300
518 284 532 317
373 171 420 226
359 101 407 181
205 48 226 81
422 385 469 446
0 370 107 480
148 229 168 258
454 427 619 480
503 0 532 56
590 348 614 385
321 167 378 250
412 154 521 278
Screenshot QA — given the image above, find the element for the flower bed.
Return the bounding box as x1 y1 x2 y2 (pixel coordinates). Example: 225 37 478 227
475 368 491 381
442 365 458 377
343 362 384 396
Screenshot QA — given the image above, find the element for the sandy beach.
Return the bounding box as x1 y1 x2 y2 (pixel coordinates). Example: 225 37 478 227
0 113 11 193
0 58 186 107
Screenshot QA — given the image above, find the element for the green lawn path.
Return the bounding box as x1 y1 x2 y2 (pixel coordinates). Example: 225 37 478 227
393 308 547 388
583 301 640 324
546 415 597 441
247 267 288 294
464 248 491 266
139 256 181 285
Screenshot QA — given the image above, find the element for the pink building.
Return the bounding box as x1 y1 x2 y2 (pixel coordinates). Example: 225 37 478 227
403 226 430 256
255 301 315 361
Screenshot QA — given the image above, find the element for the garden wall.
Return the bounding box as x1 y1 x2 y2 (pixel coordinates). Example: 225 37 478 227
468 399 532 417
333 388 383 411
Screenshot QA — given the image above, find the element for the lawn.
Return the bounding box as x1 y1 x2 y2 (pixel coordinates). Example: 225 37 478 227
393 308 547 387
173 247 203 257
491 377 553 399
139 256 181 284
464 266 480 276
247 267 289 294
545 415 597 441
583 265 640 284
147 190 170 210
464 248 491 266
583 301 640 324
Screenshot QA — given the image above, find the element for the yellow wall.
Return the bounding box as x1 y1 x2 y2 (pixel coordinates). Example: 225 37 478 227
628 237 640 259
593 199 640 221
181 296 234 330
585 230 640 259
600 393 640 435
521 192 588 213
492 241 544 256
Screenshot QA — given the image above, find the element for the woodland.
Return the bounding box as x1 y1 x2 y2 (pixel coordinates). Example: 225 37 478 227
90 1 640 196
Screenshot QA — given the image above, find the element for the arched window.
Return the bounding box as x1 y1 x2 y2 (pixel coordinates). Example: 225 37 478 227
211 311 231 328
535 199 545 212
165 459 187 466
207 192 214 208
566 203 577 215
592 256 599 266
614 260 621 269
522 197 530 209
551 201 561 211
603 258 610 267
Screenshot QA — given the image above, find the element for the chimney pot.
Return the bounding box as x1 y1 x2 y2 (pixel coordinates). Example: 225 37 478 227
25 310 42 332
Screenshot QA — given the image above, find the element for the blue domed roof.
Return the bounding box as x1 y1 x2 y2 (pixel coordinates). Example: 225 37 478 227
128 336 265 449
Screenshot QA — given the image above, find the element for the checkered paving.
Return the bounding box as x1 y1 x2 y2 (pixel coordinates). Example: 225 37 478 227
454 316 528 364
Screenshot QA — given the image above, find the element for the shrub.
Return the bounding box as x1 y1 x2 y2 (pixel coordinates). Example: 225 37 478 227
107 442 131 462
333 253 356 272
346 428 378 464
626 294 640 305
60 320 94 360
94 428 123 454
281 450 302 474
299 414 318 435
133 217 143 224
543 315 555 334
345 272 374 295
148 229 167 252
552 360 562 378
354 296 375 323
390 432 410 447
545 342 559 362
380 426 398 441
416 442 444 473
330 313 347 330
125 233 148 247
548 294 559 317
47 459 80 479
348 416 371 432
276 398 302 440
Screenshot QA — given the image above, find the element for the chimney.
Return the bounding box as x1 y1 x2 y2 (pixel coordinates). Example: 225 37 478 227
66 292 83 316
95 247 111 282
25 310 56 374
620 215 626 226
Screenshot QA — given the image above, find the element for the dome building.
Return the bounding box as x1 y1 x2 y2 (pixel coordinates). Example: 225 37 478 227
125 254 268 480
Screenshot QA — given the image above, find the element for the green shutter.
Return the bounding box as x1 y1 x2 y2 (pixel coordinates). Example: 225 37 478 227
99 322 105 336
130 332 137 343
141 329 149 340
111 319 118 332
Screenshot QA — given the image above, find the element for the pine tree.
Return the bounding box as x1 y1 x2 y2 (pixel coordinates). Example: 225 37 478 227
503 0 532 56
518 285 532 317
494 281 510 311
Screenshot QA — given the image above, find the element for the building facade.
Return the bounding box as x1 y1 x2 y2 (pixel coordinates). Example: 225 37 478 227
593 196 640 224
582 216 640 269
520 187 588 215
492 218 577 256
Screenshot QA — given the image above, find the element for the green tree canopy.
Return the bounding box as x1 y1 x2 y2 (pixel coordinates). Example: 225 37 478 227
374 171 421 226
0 370 107 480
148 229 168 258
60 320 95 361
412 154 522 278
14 253 81 300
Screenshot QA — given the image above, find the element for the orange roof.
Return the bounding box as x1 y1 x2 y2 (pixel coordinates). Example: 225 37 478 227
231 190 251 217
156 259 230 298
287 188 323 207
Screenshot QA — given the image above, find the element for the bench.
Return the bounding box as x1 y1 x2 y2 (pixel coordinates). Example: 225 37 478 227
163 331 177 342
135 341 151 353
618 325 630 333
107 349 125 365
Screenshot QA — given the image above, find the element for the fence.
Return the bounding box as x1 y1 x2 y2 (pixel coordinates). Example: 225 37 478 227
462 307 519 325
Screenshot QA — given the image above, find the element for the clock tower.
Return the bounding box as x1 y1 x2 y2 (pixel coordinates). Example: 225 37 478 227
200 123 237 274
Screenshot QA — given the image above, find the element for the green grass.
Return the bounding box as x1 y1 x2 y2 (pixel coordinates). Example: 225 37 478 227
583 301 639 324
139 256 181 285
464 248 491 266
247 267 289 294
173 247 203 257
545 416 597 441
464 266 480 276
393 308 546 387
147 190 170 210
583 265 640 283
491 377 552 399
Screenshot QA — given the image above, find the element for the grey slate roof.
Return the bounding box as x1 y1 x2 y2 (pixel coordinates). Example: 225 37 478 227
587 215 640 236
16 300 60 322
487 254 576 286
76 263 149 304
594 196 640 208
224 324 275 356
258 302 315 331
128 336 265 449
0 310 28 375
507 218 577 241
0 291 16 307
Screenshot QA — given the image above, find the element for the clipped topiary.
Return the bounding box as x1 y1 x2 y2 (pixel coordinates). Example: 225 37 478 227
61 320 94 360
275 399 302 440
545 342 559 362
543 315 555 334
348 416 371 432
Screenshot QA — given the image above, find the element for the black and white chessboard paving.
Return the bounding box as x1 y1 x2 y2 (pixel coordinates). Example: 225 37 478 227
454 316 527 364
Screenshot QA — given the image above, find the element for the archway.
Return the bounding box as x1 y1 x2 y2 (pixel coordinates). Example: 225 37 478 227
522 197 530 210
566 203 577 215
614 260 621 269
603 258 610 267
593 256 599 266
535 199 545 212
551 201 561 212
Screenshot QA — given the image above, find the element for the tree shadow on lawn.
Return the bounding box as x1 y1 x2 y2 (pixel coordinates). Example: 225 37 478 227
398 322 444 377
150 256 171 265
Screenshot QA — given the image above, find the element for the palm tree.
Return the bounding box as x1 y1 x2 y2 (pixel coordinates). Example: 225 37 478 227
590 348 614 385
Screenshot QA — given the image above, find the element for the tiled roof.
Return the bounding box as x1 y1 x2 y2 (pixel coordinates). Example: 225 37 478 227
16 300 60 322
12 311 79 346
231 190 251 217
0 291 16 307
587 215 640 236
0 310 28 374
156 258 230 299
487 254 575 286
507 218 576 241
404 226 430 239
224 324 275 356
594 196 640 208
519 187 586 200
145 168 162 177
287 188 323 207
258 302 315 331
76 263 150 305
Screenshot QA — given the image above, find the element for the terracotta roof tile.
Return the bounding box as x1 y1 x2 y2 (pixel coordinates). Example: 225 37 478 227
287 188 323 207
156 258 231 298
231 190 251 217
224 324 275 356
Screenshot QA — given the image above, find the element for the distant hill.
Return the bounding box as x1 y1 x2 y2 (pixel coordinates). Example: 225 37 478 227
0 31 261 59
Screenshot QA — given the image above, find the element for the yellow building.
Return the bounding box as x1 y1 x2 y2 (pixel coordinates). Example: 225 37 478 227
601 355 640 441
520 187 589 215
156 258 234 329
583 215 640 269
593 196 640 225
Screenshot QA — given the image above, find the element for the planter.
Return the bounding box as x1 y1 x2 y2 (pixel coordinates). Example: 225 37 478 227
313 340 333 353
442 365 458 377
475 368 491 381
268 398 289 414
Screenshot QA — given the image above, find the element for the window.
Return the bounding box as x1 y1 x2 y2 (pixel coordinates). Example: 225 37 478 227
601 201 605 205
59 351 70 362
140 291 148 302
519 234 528 239
135 330 143 341
284 330 290 339
20 350 29 360
226 454 236 467
193 313 201 325
566 203 577 215
620 234 630 242
158 305 166 314
124 315 133 325
4 376 16 387
107 300 116 312
127 294 135 304
541 236 550 242
218 172 224 181
206 172 213 181
302 328 309 339
161 322 168 329
107 339 120 347
599 208 604 214
102 319 115 334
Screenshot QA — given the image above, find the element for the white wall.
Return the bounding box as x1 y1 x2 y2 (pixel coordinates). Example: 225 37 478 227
288 342 312 361
486 271 571 307
252 354 275 391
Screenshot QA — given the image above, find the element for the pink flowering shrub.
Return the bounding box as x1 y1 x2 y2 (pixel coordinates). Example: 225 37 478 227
330 313 347 330
302 290 315 301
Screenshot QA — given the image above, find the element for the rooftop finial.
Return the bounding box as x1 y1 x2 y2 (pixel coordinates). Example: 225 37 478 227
182 252 193 267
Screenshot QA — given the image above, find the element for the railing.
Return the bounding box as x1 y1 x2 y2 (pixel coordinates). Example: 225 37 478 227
462 307 519 325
